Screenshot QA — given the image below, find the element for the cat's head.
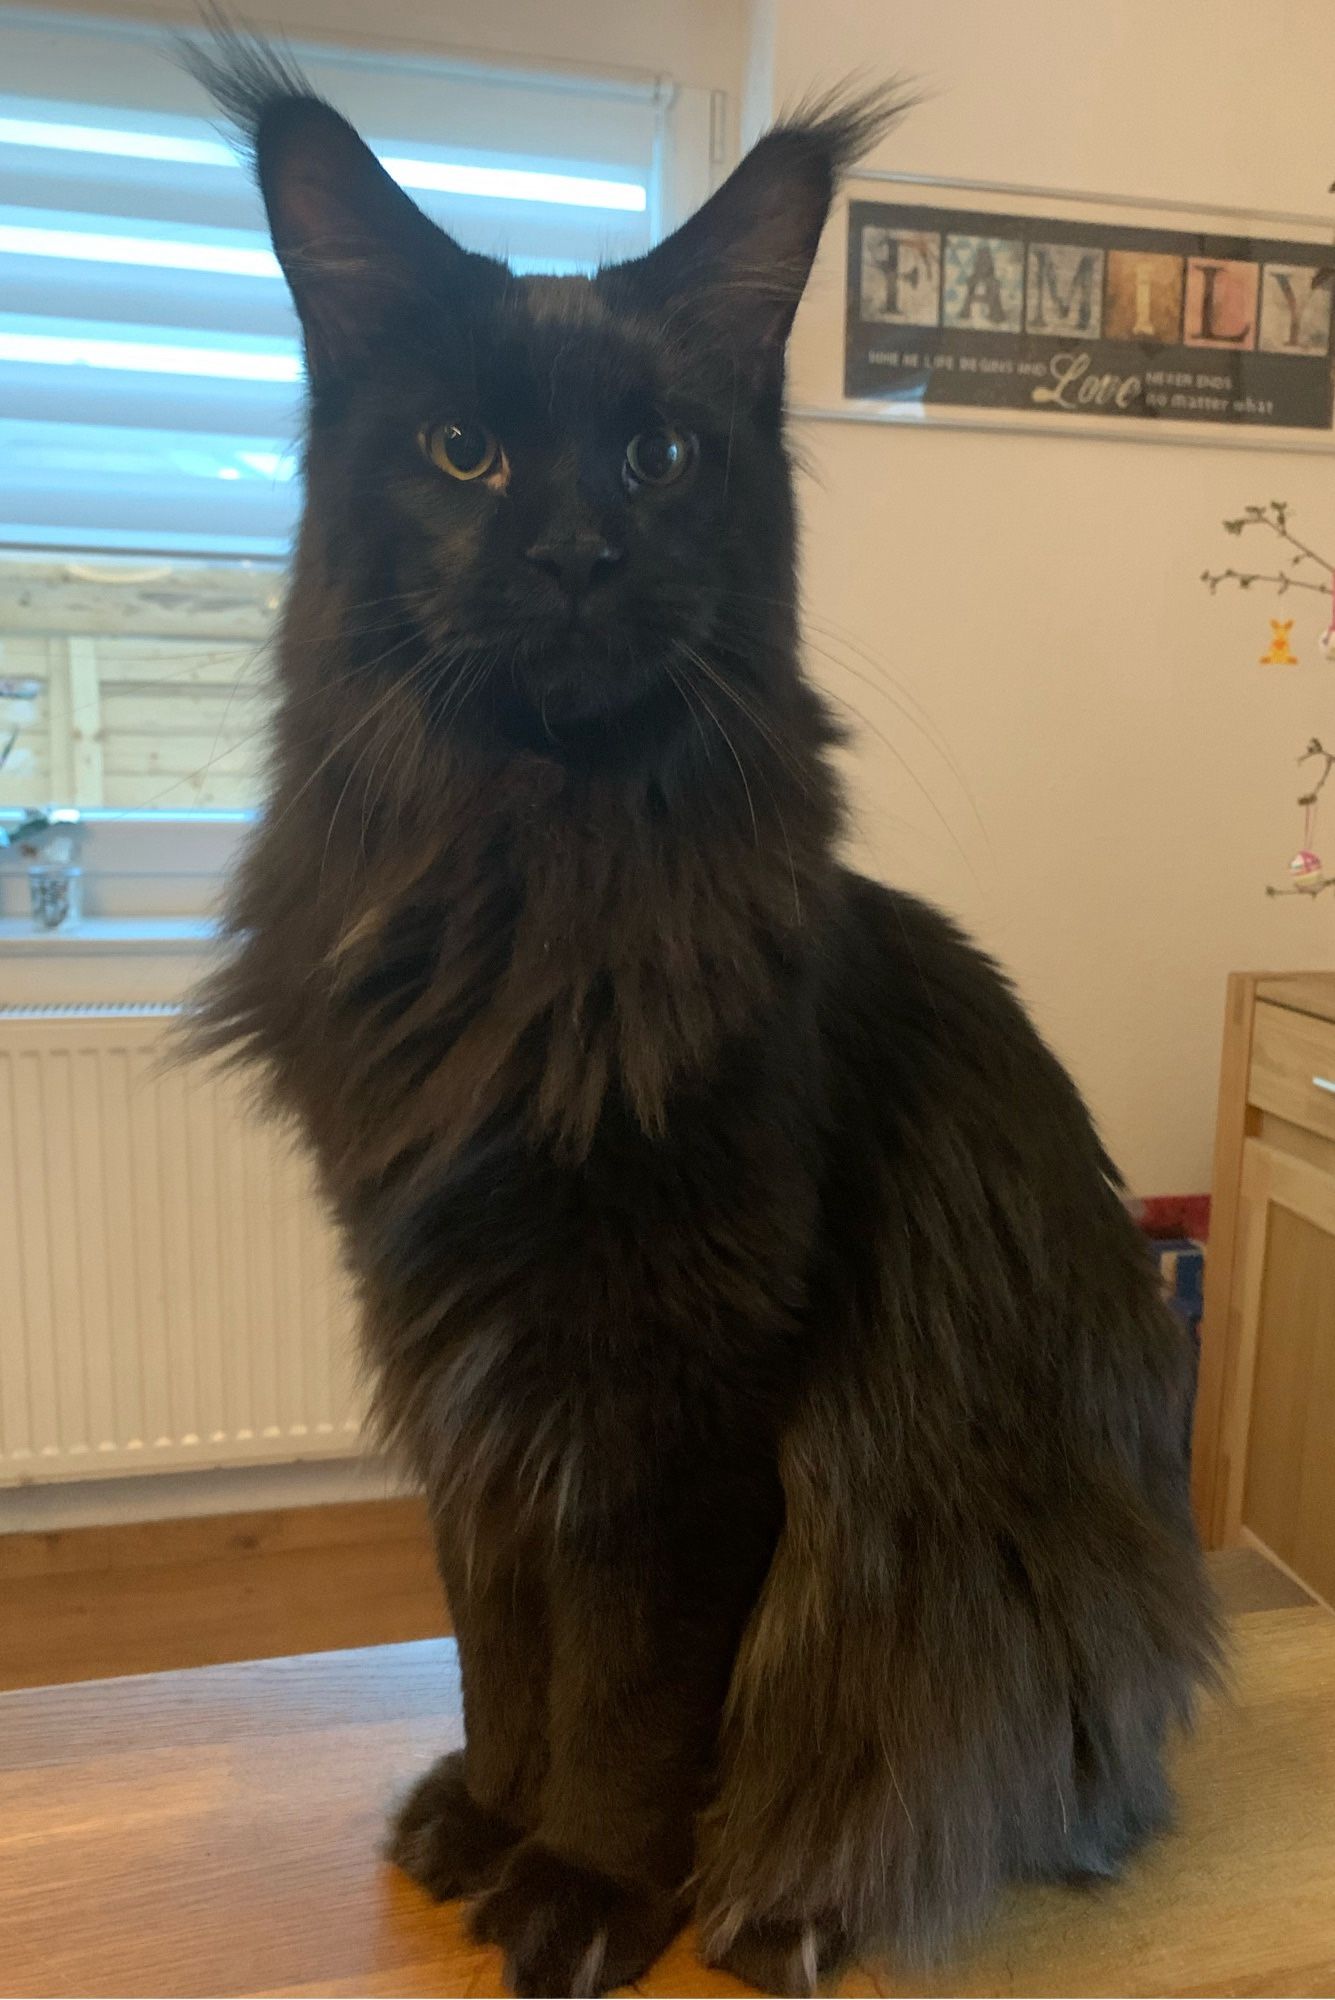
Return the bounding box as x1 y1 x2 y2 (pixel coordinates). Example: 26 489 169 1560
187 38 905 749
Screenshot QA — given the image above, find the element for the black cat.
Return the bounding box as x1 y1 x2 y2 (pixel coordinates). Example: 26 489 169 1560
185 33 1220 1999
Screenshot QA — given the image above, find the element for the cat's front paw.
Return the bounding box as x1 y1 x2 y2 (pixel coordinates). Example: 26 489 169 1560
387 1750 519 1900
704 1913 849 1997
471 1840 680 1996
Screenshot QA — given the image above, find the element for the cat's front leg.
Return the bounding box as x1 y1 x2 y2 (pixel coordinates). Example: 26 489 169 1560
388 1521 548 1900
470 1503 774 1998
388 1749 519 1902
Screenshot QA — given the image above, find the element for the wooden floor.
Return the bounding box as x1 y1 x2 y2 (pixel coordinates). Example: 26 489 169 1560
0 1497 447 1692
0 1499 1312 1694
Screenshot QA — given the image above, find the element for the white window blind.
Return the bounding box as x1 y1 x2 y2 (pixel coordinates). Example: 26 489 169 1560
0 6 690 561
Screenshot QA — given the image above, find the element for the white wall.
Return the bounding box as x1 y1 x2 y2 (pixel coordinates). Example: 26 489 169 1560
758 0 1335 1193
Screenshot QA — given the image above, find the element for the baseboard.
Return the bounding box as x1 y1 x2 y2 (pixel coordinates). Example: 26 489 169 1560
1238 1526 1334 1616
0 1455 416 1540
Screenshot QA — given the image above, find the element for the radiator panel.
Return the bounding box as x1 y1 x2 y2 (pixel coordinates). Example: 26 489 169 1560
0 1007 364 1482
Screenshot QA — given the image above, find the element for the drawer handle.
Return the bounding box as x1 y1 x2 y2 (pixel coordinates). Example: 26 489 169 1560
1314 1075 1335 1096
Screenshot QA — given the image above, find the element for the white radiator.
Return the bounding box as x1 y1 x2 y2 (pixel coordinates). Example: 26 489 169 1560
0 1006 364 1483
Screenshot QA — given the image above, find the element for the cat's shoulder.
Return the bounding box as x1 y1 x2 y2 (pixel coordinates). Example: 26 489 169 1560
831 867 1005 1001
825 868 1100 1160
825 866 1065 1079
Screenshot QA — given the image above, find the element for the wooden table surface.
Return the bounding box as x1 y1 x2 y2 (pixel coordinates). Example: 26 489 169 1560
3 1596 1335 1998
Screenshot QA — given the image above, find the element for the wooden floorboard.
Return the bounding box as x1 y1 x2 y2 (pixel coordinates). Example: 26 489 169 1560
0 1499 1309 1693
3 1607 1333 1998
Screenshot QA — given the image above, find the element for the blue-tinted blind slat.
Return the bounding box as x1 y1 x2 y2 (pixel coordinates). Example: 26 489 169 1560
0 14 664 557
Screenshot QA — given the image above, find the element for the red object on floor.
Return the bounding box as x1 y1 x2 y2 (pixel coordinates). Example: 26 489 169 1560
1134 1194 1212 1241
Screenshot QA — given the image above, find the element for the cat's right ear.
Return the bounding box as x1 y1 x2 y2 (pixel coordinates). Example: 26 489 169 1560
604 83 911 391
181 32 483 382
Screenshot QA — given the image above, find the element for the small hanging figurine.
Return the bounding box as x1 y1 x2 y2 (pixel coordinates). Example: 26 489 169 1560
1290 790 1322 887
1261 617 1300 665
1268 741 1335 897
1289 847 1325 888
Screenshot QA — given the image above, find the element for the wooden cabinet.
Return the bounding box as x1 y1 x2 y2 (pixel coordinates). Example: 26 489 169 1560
1194 973 1335 1606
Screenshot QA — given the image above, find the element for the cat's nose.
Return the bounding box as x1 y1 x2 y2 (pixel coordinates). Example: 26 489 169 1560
524 534 623 597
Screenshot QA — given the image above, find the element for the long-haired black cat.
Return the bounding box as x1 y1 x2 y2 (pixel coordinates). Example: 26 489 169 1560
185 33 1219 1998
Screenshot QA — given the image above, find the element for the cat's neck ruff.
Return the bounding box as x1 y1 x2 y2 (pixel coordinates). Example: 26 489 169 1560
301 731 837 1174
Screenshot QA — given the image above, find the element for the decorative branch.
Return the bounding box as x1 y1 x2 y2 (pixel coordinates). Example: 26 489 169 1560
1202 506 1335 904
1298 736 1335 806
1202 500 1335 600
1200 565 1329 596
1266 873 1335 899
1265 741 1335 898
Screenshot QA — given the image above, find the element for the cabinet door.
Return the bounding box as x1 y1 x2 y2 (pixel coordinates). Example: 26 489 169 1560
1217 1140 1335 1603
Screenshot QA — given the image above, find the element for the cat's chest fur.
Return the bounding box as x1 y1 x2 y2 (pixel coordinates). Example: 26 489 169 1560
283 750 815 1184
219 748 828 1516
317 802 822 1527
356 1087 816 1538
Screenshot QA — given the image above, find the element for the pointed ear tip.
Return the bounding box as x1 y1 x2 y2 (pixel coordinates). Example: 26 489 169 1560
251 93 361 163
177 24 323 151
771 78 918 176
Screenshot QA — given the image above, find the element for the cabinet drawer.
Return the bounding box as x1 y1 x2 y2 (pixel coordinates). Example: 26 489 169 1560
1248 1002 1335 1144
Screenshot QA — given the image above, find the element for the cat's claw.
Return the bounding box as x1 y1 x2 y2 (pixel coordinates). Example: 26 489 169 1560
470 1840 680 1997
704 1913 849 1997
387 1750 519 1901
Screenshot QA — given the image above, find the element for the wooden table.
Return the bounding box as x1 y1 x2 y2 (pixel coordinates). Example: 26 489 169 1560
3 1592 1335 1997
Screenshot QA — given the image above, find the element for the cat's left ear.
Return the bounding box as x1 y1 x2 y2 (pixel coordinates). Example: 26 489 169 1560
181 30 491 382
604 84 910 382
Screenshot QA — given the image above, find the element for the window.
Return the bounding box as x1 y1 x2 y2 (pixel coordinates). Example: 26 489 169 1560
0 7 717 917
0 551 278 812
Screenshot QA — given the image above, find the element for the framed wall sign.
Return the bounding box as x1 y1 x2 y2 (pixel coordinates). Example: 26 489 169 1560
823 173 1335 453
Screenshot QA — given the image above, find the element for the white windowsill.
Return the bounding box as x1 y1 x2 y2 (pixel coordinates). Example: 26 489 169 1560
0 917 216 953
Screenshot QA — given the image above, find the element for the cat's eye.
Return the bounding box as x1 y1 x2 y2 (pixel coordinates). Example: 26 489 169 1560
625 427 693 488
420 420 500 481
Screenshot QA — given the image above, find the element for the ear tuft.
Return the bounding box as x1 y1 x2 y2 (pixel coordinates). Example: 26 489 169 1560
179 11 495 383
175 10 316 167
601 78 915 388
769 77 919 186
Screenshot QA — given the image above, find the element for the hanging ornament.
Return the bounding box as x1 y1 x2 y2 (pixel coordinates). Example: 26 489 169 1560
1319 575 1335 661
1288 790 1324 888
1261 617 1300 665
